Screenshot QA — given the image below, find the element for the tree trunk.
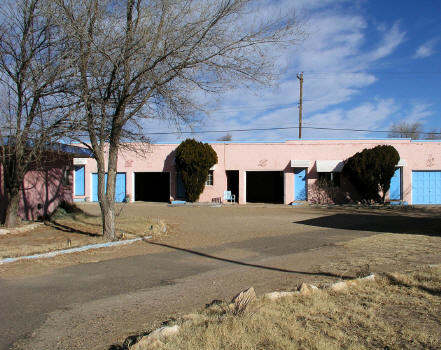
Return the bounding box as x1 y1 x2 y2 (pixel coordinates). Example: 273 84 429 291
101 199 116 241
95 137 120 241
95 155 118 241
101 124 122 241
5 189 20 227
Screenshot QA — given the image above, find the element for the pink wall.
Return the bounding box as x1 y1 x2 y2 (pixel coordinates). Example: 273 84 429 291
75 139 441 205
1 160 73 222
20 162 73 220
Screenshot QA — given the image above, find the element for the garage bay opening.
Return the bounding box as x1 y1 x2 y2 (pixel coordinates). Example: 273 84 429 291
246 171 284 204
226 170 239 202
134 172 170 202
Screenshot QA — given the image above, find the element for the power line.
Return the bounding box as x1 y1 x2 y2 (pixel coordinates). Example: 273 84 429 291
304 71 441 75
144 124 441 136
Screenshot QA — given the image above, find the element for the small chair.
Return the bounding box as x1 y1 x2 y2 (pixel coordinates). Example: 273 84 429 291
224 190 236 203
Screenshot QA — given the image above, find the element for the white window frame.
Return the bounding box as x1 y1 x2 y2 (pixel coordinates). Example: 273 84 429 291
205 170 214 186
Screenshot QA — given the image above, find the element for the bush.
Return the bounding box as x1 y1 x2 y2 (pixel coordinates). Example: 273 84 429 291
309 178 340 204
175 139 218 202
50 201 83 220
342 145 399 203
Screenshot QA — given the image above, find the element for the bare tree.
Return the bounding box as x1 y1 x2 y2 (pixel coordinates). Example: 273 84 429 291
0 0 74 227
53 0 303 240
388 121 422 139
217 133 232 141
424 129 441 140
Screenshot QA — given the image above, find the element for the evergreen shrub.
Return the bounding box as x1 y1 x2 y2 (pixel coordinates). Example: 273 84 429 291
342 145 400 203
175 139 218 202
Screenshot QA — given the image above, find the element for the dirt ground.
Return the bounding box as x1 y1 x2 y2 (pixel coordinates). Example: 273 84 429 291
1 203 440 279
0 203 440 350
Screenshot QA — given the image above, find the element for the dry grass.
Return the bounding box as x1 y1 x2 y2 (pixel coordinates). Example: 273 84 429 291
0 226 104 258
317 233 441 278
140 265 441 350
0 207 165 258
53 212 165 238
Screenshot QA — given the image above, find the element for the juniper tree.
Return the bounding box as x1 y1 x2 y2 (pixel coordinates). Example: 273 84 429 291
175 139 217 202
343 145 400 203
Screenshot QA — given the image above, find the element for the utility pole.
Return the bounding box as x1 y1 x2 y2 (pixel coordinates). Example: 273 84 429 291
297 72 303 139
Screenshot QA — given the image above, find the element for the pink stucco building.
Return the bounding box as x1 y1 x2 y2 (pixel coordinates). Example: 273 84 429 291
0 144 92 221
72 139 441 206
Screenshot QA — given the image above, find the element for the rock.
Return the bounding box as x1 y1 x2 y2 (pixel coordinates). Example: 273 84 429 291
299 283 319 296
331 275 375 292
129 336 164 350
130 325 179 350
149 325 180 339
231 287 256 315
265 291 298 300
330 281 348 292
359 274 375 281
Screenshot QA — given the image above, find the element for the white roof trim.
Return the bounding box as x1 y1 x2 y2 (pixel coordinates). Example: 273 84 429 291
316 160 344 172
73 158 87 165
291 160 310 168
397 159 406 167
210 164 216 170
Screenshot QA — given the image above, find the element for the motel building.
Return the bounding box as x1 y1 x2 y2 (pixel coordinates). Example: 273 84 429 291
71 139 441 206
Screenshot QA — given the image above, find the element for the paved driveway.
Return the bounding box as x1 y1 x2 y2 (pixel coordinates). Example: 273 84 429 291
1 204 440 350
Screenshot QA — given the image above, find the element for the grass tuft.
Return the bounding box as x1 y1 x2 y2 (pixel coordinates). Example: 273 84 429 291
133 265 441 350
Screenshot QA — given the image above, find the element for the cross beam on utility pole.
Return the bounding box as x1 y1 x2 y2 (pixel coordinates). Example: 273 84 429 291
297 72 303 139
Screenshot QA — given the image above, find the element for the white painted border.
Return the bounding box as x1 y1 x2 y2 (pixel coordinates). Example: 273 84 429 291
132 171 135 202
0 237 151 265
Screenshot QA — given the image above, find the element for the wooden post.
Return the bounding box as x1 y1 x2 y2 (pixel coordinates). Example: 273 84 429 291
297 72 303 139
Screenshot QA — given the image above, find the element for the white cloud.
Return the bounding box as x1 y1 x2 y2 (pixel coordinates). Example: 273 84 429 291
396 102 433 123
145 2 409 142
366 22 406 61
413 39 438 59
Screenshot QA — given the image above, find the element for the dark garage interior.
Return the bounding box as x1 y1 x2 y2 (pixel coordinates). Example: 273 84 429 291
226 170 239 201
135 172 170 202
246 171 284 204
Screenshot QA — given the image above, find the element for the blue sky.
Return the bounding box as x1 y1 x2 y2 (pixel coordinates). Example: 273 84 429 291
147 0 441 143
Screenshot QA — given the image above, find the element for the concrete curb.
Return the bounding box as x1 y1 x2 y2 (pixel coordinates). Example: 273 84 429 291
0 236 151 265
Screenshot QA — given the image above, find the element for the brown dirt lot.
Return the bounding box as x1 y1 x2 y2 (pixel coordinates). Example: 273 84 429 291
0 203 440 350
2 203 440 279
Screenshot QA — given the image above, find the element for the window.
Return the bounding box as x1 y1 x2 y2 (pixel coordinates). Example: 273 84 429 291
62 167 71 186
317 172 340 187
205 170 214 186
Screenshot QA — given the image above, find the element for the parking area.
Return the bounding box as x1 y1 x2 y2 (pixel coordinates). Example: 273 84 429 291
1 203 441 350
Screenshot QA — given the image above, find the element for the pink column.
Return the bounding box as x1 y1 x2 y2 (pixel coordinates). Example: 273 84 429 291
238 170 246 204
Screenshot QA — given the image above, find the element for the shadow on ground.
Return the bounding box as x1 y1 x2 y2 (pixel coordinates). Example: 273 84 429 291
109 241 351 350
295 213 441 236
147 241 348 279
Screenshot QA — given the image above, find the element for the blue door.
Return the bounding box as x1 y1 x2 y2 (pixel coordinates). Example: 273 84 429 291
115 173 126 202
412 171 441 204
92 173 126 202
294 168 307 201
74 166 85 196
389 168 401 200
